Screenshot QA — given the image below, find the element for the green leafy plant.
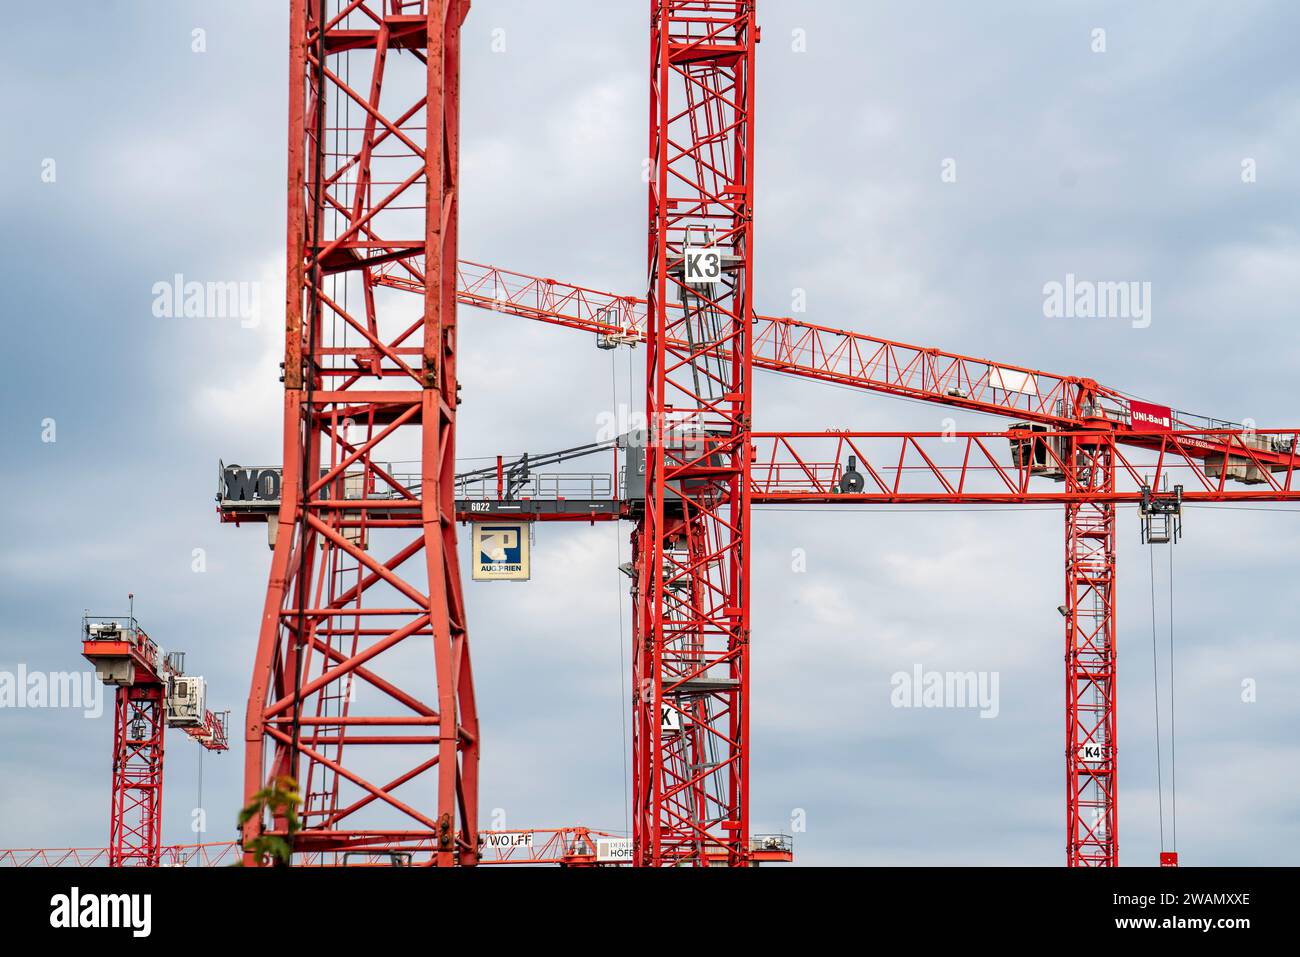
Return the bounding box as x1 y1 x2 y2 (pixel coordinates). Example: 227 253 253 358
236 776 301 867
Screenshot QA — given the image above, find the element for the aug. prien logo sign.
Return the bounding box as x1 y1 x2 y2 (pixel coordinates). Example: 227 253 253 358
471 521 530 581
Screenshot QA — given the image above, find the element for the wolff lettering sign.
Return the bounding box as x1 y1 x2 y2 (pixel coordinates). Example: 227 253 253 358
220 465 282 504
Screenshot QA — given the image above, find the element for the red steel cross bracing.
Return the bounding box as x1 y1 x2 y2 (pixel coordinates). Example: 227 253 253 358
637 0 758 867
213 1 1300 868
109 685 166 867
243 0 479 866
1064 440 1118 866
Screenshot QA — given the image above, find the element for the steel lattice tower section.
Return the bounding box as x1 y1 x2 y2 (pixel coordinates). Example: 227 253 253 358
637 0 757 866
1064 437 1118 866
243 0 478 866
108 685 165 867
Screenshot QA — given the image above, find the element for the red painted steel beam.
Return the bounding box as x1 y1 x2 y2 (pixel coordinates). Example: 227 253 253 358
429 260 1122 430
748 429 1300 504
217 425 1300 535
379 257 1288 466
0 829 625 868
1064 441 1118 866
244 0 478 867
182 713 230 751
109 684 166 867
638 0 757 868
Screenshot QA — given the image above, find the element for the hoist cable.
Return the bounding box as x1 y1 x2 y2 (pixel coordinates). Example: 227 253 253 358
1169 544 1177 851
197 747 204 844
1149 544 1165 851
612 349 629 837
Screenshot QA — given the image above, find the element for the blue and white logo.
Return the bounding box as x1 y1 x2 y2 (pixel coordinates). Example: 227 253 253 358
472 522 530 581
480 526 521 566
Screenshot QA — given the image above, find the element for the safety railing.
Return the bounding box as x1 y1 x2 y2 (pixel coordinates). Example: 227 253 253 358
456 471 614 501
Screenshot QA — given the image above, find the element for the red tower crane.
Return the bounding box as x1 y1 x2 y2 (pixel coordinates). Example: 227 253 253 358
241 0 479 866
221 0 1298 868
638 0 758 867
5 827 803 867
82 601 229 868
224 241 1300 870
230 220 1300 873
220 415 1300 867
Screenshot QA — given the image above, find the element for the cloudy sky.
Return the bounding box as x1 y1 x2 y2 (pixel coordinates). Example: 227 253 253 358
1 0 1298 866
